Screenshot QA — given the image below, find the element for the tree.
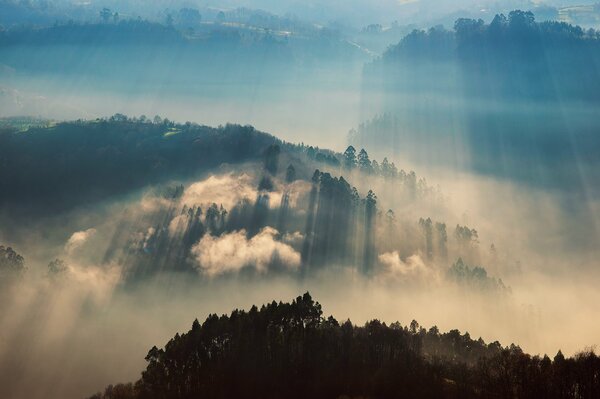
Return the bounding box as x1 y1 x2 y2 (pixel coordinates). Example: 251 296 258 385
264 144 280 175
385 209 395 224
165 13 174 27
365 190 377 213
178 8 201 27
455 224 479 245
47 258 68 276
343 145 357 170
357 149 372 173
371 159 380 175
508 10 535 30
489 13 507 34
205 203 221 234
285 164 296 183
435 222 448 258
419 217 434 259
0 245 25 281
363 190 378 274
454 17 485 46
100 8 113 23
258 176 274 191
381 157 391 177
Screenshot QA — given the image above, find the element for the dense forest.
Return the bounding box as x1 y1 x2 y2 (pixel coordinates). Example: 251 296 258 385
0 117 501 289
88 293 600 399
0 117 279 214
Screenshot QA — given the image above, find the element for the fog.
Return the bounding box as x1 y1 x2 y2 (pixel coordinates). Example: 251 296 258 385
1 2 600 398
0 74 363 149
1 155 599 397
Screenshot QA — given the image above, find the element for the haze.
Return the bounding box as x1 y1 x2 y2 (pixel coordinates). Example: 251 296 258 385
1 1 599 398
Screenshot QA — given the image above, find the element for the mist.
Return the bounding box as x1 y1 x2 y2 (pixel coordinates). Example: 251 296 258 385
2 151 599 397
1 2 600 399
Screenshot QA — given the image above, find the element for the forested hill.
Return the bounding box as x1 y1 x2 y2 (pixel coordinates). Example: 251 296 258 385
356 11 600 193
0 18 365 83
89 293 600 399
375 10 600 101
0 117 279 214
1 116 454 284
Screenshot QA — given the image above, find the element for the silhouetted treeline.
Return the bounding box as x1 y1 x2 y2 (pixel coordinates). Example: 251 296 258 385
0 117 278 215
89 293 600 399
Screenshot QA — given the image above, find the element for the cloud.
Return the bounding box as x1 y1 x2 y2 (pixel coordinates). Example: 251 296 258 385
181 173 258 210
282 231 304 246
191 227 301 276
179 173 311 213
378 251 437 283
64 228 97 256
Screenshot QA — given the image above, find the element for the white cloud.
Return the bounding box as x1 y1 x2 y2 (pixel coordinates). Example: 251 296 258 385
181 173 257 210
191 227 301 276
64 228 97 256
282 231 304 246
378 251 437 283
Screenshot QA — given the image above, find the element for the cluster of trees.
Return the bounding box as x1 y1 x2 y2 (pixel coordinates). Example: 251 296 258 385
212 7 315 35
418 217 448 259
386 10 600 61
447 258 509 293
303 145 341 167
111 164 382 279
301 169 377 273
298 142 439 202
88 293 600 399
341 145 438 200
0 245 25 284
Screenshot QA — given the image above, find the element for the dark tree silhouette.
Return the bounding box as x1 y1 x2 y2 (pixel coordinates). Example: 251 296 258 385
285 164 296 183
264 144 281 176
343 145 357 170
90 293 600 399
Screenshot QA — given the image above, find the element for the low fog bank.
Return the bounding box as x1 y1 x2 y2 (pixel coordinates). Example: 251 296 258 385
0 70 362 150
1 154 599 398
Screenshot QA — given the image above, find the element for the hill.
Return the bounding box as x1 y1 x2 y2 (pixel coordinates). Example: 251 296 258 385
88 293 600 399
